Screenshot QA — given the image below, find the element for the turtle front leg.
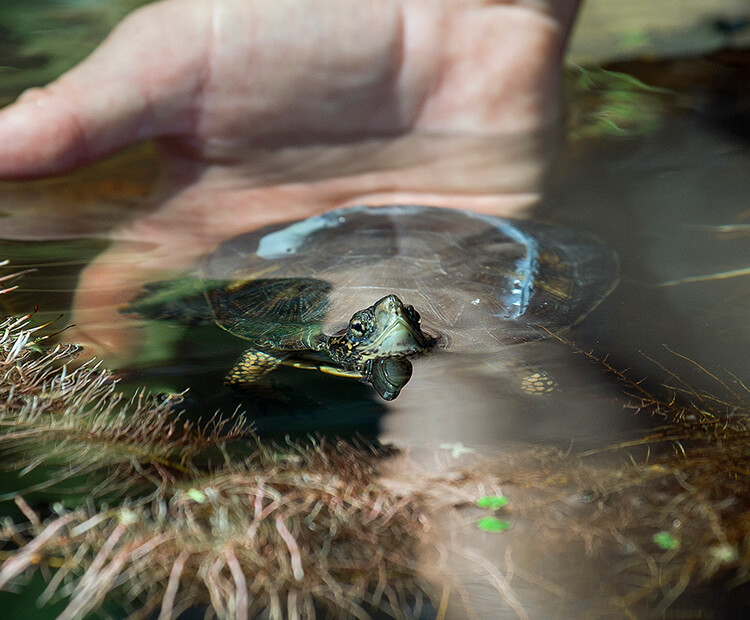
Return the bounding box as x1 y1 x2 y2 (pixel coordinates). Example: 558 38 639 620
519 368 557 396
225 348 283 389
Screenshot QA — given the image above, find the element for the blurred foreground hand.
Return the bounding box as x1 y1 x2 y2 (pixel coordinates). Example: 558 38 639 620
0 0 580 361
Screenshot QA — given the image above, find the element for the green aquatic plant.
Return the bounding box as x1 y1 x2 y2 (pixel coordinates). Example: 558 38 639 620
476 517 510 533
566 65 675 139
476 495 509 511
475 496 511 533
652 531 680 551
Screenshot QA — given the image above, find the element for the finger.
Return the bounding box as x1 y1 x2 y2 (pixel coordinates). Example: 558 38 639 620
0 0 210 179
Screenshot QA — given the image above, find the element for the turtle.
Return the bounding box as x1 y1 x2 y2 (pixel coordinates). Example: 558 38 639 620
126 205 618 399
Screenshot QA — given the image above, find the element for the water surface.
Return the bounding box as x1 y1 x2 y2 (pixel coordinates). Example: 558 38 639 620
1 3 750 619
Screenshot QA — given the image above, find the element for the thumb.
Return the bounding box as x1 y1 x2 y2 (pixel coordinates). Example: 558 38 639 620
0 0 210 179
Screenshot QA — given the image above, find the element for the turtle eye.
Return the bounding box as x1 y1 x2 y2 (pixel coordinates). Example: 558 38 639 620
350 320 367 337
348 312 372 338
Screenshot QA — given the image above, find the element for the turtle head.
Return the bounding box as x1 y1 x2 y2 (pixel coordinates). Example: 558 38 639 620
327 294 433 365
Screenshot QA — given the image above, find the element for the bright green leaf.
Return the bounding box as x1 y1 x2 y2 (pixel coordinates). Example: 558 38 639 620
477 495 509 510
477 517 511 532
186 488 206 503
653 531 679 550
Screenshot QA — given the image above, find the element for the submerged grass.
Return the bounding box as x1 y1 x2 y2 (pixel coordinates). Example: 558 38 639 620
0 442 431 620
1 263 750 618
0 310 248 500
513 335 750 617
0 265 446 618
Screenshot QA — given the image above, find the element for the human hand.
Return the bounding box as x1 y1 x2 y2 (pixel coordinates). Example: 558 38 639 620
0 0 580 361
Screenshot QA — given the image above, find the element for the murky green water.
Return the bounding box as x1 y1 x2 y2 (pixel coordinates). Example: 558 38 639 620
0 1 154 106
1 2 750 619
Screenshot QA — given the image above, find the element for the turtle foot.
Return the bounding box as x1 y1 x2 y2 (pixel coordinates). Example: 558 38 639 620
225 348 282 389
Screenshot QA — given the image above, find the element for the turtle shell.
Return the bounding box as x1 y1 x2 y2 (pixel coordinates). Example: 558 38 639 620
205 276 332 351
199 205 618 353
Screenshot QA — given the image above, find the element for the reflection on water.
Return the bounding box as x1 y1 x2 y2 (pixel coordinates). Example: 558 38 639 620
545 116 750 397
2 11 750 618
118 204 620 448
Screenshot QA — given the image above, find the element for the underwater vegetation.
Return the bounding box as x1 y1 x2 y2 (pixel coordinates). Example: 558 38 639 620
565 65 676 139
0 263 749 619
0 265 437 619
487 339 750 618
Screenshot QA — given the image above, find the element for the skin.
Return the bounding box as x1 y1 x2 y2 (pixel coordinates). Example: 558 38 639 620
326 294 431 364
225 294 428 394
0 0 581 362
